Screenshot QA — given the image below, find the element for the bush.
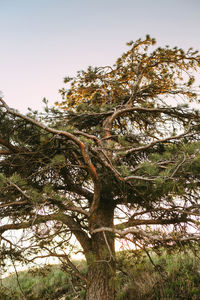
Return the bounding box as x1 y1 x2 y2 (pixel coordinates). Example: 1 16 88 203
1 251 200 299
115 249 200 299
1 263 86 300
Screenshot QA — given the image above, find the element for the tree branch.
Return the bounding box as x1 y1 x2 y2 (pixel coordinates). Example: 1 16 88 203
91 226 200 243
0 212 91 254
0 137 21 153
123 129 194 156
0 98 101 214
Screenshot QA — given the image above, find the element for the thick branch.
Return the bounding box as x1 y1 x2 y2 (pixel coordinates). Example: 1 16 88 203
0 137 21 153
0 212 91 253
103 106 196 140
123 129 194 156
0 98 100 214
91 227 200 243
0 150 12 155
0 200 28 208
116 216 194 229
0 214 58 233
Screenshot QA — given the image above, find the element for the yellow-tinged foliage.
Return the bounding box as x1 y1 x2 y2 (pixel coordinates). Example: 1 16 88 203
57 36 200 114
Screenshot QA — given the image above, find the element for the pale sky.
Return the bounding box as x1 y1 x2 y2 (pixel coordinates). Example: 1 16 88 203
0 0 200 112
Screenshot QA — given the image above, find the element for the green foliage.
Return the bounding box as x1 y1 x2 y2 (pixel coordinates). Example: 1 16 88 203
0 173 7 187
1 36 200 298
137 162 159 176
9 173 27 186
117 136 132 147
2 264 86 300
118 164 132 176
50 154 65 165
115 249 200 300
2 250 200 300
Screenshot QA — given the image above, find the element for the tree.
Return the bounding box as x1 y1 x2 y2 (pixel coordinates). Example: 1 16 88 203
0 36 200 299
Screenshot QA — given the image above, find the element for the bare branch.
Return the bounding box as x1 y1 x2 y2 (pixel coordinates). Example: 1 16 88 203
123 129 194 156
91 226 200 243
0 200 28 208
123 175 155 182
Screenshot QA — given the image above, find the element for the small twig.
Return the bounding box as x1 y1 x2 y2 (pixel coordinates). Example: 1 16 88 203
10 254 27 300
8 181 30 200
169 153 186 178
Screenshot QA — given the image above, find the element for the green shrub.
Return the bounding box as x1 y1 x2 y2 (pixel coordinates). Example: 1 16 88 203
1 251 200 300
115 249 200 300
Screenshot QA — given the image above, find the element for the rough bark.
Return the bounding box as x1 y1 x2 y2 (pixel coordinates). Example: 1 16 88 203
86 258 115 300
86 196 116 300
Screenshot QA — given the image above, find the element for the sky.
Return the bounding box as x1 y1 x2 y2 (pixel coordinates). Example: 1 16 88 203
0 0 200 113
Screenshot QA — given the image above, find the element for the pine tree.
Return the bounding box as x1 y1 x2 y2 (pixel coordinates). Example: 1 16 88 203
1 36 200 299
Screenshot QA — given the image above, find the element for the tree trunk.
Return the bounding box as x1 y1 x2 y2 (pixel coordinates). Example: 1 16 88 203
86 258 115 300
86 196 115 300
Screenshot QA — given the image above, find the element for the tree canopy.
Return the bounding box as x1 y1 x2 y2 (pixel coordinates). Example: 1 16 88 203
0 36 200 299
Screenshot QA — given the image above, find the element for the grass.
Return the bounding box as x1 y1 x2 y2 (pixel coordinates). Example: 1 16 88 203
1 249 200 299
1 263 86 300
115 248 200 299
